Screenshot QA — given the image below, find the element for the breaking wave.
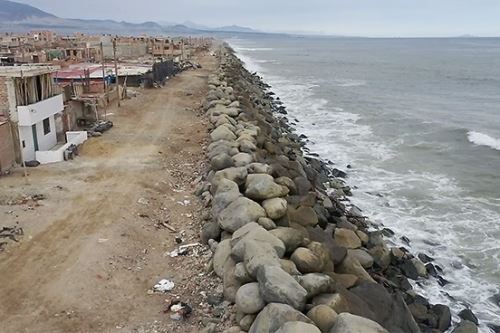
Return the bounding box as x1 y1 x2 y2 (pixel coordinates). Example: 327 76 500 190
468 131 500 151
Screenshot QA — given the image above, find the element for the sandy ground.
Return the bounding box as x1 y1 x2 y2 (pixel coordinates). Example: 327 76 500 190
0 52 219 333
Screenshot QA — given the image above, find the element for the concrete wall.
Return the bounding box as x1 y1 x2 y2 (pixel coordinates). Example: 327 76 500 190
19 115 57 161
17 94 64 126
0 122 15 173
0 77 8 117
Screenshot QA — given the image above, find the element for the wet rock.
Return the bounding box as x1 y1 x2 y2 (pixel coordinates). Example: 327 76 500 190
288 206 319 227
248 303 313 333
270 227 304 254
410 258 428 277
458 309 479 325
418 253 434 263
431 304 452 332
275 321 322 333
235 282 266 314
334 228 362 249
400 259 420 280
329 313 389 333
258 266 308 310
218 197 266 233
262 197 288 219
307 305 338 333
245 174 289 200
291 247 323 274
452 321 478 333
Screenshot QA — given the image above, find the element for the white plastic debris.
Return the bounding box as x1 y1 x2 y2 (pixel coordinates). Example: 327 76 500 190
167 243 202 257
137 197 149 205
153 279 175 292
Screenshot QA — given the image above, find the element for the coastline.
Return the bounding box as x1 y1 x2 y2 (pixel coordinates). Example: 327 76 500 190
199 45 481 333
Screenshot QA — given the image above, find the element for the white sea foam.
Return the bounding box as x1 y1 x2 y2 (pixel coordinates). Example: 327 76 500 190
334 79 368 87
468 131 500 151
234 47 274 51
230 41 500 332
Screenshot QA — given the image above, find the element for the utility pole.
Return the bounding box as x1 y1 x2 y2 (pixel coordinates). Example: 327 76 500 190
112 38 120 107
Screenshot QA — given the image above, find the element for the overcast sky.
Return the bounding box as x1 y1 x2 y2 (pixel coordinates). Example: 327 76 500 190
17 0 500 37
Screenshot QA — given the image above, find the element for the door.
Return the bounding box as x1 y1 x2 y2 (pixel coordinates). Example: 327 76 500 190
31 124 39 151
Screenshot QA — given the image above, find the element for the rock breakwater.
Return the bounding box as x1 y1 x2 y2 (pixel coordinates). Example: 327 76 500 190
197 46 479 333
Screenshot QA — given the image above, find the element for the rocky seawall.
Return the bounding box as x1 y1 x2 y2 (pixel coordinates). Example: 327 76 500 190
196 45 480 333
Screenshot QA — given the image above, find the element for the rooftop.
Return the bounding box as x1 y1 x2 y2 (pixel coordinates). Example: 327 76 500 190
0 65 60 77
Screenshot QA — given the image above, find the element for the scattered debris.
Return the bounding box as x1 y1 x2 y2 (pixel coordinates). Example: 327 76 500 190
165 300 192 321
167 243 202 257
177 200 191 206
153 279 175 293
137 197 149 205
0 225 24 252
155 221 176 232
88 120 113 135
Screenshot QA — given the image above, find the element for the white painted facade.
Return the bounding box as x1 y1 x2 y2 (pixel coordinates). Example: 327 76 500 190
36 131 88 164
17 94 63 162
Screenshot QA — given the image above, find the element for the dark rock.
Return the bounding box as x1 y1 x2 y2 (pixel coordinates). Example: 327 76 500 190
332 168 347 178
425 263 439 277
452 320 478 333
418 253 434 263
401 259 419 280
201 221 221 244
458 309 479 325
431 304 451 332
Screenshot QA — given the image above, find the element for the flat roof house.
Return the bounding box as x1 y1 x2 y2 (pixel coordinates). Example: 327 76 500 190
0 66 66 165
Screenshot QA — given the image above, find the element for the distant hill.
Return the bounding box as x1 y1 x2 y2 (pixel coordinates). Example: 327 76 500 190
0 0 55 21
0 0 262 36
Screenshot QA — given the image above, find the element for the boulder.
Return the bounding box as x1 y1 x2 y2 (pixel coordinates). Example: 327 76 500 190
329 313 389 333
213 239 232 278
240 314 256 331
307 305 338 333
452 321 478 333
328 272 359 289
334 228 362 249
291 247 323 274
270 227 304 253
201 221 221 244
288 205 319 227
211 125 237 141
214 167 248 186
218 197 266 233
212 178 241 216
231 224 286 260
348 249 374 268
244 240 281 277
296 273 336 298
308 241 334 272
262 198 288 219
276 176 297 194
410 258 428 278
257 266 308 311
233 152 254 167
336 253 375 283
369 244 391 270
234 262 252 284
211 153 235 171
245 174 289 200
247 163 272 174
432 304 452 332
257 217 277 230
249 303 313 333
235 282 266 314
280 259 301 275
275 322 322 333
223 257 241 302
458 309 479 325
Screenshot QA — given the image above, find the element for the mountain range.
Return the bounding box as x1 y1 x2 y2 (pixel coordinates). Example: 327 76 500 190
0 0 260 35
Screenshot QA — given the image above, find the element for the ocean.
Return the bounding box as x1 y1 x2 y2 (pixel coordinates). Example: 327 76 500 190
227 35 500 332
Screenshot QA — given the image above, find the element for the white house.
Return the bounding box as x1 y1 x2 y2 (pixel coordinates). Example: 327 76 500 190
0 65 87 165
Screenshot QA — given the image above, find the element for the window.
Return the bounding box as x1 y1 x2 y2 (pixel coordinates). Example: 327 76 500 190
22 140 25 148
43 118 51 135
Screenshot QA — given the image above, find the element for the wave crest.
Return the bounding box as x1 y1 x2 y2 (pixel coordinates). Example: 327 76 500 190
467 131 500 151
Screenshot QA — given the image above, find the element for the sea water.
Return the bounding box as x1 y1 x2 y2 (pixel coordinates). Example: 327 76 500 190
227 35 500 332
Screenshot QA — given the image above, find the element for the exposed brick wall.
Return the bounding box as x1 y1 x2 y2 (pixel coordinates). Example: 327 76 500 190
0 77 9 117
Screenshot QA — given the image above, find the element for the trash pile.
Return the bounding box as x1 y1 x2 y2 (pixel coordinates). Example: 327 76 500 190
179 60 202 70
87 120 113 137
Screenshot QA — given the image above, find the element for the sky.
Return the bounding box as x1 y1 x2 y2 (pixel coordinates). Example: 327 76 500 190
16 0 500 37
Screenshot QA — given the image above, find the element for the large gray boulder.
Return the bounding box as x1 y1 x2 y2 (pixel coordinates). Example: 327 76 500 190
249 303 313 333
231 223 286 260
213 167 248 186
336 253 375 283
307 305 338 333
244 240 281 277
270 227 304 254
218 197 266 233
233 152 254 167
213 239 232 278
334 228 362 249
245 174 289 200
329 313 389 333
296 273 336 298
235 282 266 314
211 153 235 171
275 322 322 333
258 266 308 311
288 206 319 227
212 178 241 217
211 125 237 141
291 247 322 274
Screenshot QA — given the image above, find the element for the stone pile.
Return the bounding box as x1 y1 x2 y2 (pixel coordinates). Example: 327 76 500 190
197 47 478 333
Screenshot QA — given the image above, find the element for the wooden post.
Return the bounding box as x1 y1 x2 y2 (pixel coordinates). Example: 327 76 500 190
113 38 120 107
19 70 28 179
100 42 108 119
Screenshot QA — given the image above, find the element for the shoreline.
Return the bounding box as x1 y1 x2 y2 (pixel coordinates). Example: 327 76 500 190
199 45 481 333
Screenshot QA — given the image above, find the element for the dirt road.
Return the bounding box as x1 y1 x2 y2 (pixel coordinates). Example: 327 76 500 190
0 52 217 333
